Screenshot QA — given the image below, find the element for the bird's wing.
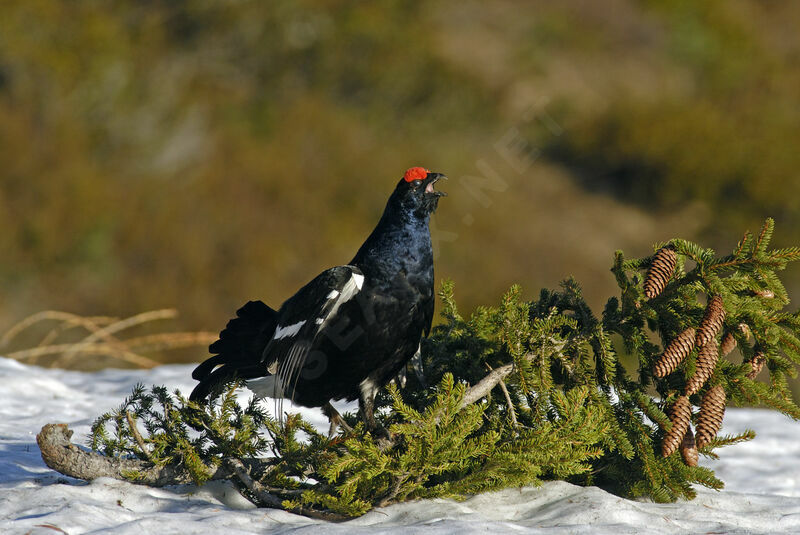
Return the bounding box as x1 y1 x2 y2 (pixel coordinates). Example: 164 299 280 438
261 265 365 417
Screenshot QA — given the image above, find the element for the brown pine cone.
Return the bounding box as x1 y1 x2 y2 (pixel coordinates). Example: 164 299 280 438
720 331 737 357
654 328 696 378
680 427 699 467
686 338 720 395
662 395 692 457
720 323 749 357
696 385 726 448
695 296 726 347
644 246 678 299
747 352 767 379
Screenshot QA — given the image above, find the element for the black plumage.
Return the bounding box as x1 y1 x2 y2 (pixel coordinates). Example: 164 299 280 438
190 167 446 432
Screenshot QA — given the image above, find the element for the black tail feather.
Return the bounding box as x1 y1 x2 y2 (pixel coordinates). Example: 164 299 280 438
191 354 226 381
190 300 277 401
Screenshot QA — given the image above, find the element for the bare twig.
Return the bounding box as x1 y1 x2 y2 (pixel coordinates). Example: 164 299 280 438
7 343 162 368
377 473 408 508
5 310 220 370
485 362 517 426
1 311 118 349
125 411 152 462
223 458 285 508
38 316 117 348
498 377 518 426
54 309 178 367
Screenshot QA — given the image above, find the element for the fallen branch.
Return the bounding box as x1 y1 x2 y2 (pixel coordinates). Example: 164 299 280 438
36 423 260 486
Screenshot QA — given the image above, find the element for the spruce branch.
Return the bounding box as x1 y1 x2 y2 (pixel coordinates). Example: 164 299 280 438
36 218 800 519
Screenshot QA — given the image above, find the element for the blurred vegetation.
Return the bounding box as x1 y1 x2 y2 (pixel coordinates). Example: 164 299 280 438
1 1 799 367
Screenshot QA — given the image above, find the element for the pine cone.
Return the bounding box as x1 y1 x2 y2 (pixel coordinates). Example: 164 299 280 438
654 328 696 378
747 351 767 379
695 295 726 347
680 427 699 467
720 331 737 357
662 395 692 457
696 385 726 448
644 247 678 299
686 338 720 395
720 323 749 357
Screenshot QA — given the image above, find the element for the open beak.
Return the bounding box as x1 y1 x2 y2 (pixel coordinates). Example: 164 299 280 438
425 173 448 197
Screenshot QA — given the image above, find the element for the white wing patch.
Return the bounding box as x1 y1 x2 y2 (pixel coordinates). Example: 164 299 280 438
327 290 340 299
273 320 306 340
353 273 365 290
323 270 363 322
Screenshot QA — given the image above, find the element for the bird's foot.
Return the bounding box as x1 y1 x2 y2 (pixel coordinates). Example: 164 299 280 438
322 402 353 438
371 425 395 450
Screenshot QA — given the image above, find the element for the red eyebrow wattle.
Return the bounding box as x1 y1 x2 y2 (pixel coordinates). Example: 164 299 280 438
403 167 429 182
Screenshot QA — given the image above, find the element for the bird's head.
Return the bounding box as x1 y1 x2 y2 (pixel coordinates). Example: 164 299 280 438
390 167 447 219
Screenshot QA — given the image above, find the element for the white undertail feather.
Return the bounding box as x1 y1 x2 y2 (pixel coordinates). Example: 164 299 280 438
247 375 283 399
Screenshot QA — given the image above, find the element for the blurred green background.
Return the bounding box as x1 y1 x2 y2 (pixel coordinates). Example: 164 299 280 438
2 0 799 367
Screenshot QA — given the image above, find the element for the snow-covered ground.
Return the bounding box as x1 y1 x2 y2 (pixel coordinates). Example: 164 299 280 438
2 356 800 534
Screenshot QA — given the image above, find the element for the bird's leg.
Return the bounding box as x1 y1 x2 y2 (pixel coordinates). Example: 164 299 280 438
357 378 379 432
410 343 427 388
392 345 426 390
358 377 392 444
393 366 407 389
322 402 352 437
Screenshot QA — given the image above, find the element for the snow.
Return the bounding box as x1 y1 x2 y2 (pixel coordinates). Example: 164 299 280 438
2 356 800 534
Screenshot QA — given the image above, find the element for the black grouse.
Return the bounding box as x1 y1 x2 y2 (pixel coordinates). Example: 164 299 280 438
190 167 446 433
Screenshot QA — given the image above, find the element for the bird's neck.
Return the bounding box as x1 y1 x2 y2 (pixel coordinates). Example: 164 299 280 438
350 209 433 280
